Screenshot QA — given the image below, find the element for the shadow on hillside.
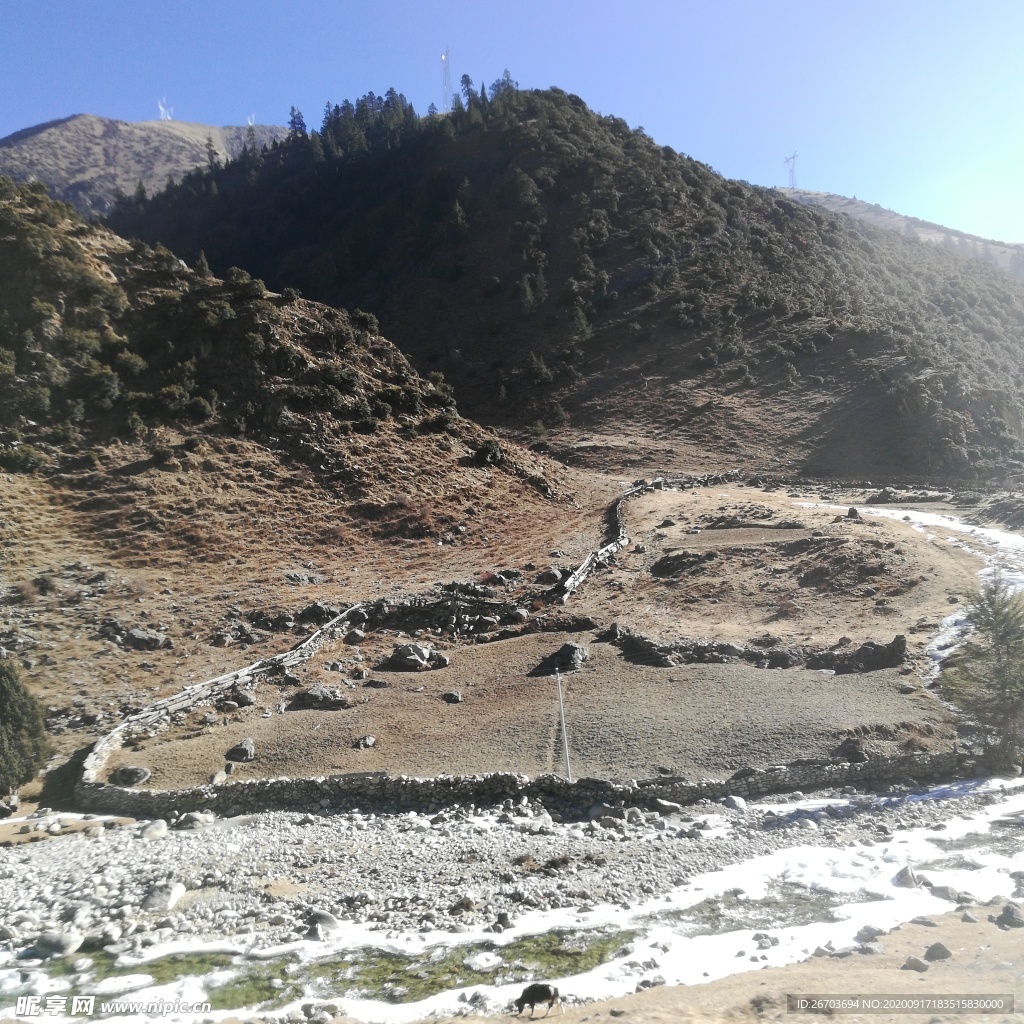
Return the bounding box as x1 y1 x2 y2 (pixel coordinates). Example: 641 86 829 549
38 742 93 812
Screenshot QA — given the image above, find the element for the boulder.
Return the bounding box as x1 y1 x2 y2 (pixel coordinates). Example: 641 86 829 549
140 819 168 840
442 691 463 704
296 600 341 624
353 735 376 749
111 765 151 787
287 684 349 711
124 627 172 651
997 903 1024 928
556 642 589 671
924 942 952 961
34 931 84 957
892 865 919 888
344 628 366 645
143 882 186 912
724 795 747 812
901 956 929 973
226 737 256 762
390 643 448 670
929 884 960 903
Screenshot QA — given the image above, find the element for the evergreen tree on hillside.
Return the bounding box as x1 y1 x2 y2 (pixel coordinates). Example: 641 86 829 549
287 106 308 143
0 657 49 793
944 572 1024 770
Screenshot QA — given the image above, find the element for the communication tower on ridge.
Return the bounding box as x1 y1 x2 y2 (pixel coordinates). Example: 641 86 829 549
441 47 454 113
784 152 798 189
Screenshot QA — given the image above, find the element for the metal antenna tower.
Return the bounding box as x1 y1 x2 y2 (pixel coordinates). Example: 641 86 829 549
441 47 454 113
784 152 798 188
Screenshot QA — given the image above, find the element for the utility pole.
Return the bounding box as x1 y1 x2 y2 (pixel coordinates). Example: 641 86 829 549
556 669 572 782
784 152 798 188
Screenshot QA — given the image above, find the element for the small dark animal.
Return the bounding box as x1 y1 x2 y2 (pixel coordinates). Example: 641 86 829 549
514 983 563 1017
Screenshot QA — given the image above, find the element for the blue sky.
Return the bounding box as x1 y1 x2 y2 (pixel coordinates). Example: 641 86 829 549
3 0 1022 242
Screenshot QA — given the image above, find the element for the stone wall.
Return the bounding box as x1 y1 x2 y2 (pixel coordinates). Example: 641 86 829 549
74 751 960 820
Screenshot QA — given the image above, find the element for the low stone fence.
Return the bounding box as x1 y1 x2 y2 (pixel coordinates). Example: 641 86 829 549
74 750 960 820
78 604 364 786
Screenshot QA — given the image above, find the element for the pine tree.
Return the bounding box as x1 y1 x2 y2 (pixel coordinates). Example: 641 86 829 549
944 571 1024 770
194 250 212 278
288 106 308 142
0 658 49 793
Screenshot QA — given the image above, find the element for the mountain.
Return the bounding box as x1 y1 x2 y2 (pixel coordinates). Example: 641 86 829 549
0 175 566 551
105 86 1024 483
781 187 1024 281
0 114 287 218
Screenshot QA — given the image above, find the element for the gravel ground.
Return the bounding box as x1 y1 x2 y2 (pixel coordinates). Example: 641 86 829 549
1 783 1012 964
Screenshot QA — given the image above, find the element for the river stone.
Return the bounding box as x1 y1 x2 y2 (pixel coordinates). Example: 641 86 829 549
140 819 168 840
111 765 151 787
226 737 256 762
143 883 186 912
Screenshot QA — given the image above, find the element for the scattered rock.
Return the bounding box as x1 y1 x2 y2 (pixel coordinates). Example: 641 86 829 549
442 691 463 704
724 795 747 812
924 942 952 961
930 884 960 903
353 735 376 749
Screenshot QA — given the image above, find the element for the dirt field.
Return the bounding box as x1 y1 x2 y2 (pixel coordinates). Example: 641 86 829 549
3 463 991 789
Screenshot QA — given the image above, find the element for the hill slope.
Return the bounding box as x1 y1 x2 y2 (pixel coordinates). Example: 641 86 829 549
781 187 1024 280
0 175 566 516
107 87 1024 482
0 113 287 217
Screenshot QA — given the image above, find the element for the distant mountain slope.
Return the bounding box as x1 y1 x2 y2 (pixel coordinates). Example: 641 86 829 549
781 187 1024 280
107 86 1024 481
0 114 287 217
